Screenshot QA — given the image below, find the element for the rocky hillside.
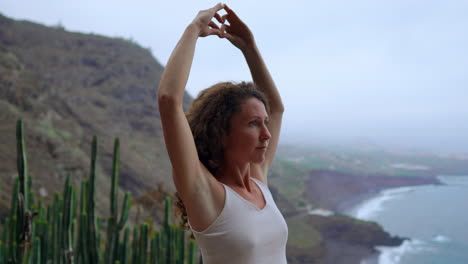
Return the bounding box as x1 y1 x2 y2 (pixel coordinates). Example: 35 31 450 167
0 13 195 217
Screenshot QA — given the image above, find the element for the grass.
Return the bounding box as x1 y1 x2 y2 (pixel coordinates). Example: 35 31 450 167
0 51 23 70
269 159 310 209
286 217 322 248
0 101 20 115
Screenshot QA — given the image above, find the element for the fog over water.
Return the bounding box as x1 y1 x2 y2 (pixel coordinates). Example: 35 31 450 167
3 0 468 153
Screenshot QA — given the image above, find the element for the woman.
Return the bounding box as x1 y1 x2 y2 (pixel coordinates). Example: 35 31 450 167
158 3 287 263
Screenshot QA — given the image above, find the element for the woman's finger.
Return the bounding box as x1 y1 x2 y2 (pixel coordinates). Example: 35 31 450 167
223 24 233 33
223 32 239 44
211 2 225 12
221 14 230 25
208 28 223 38
224 4 240 20
214 12 224 24
209 21 220 30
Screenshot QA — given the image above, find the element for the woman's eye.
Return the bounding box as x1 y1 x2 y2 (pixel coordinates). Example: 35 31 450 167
249 120 258 126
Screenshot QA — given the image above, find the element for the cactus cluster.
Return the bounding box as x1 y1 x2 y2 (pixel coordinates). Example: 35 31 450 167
0 120 200 264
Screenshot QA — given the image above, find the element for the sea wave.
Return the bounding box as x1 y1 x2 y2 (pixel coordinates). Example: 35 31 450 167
432 234 451 243
377 239 432 264
353 187 414 220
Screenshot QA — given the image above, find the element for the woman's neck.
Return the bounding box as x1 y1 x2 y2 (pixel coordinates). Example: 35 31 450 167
217 162 254 191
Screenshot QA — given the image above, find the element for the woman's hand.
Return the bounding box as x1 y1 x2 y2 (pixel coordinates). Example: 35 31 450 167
221 4 256 51
191 3 225 37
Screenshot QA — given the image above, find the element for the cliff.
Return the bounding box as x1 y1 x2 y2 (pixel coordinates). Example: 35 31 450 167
286 214 405 264
304 169 441 212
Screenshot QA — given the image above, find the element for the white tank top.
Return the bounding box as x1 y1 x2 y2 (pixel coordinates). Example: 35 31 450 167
188 177 289 264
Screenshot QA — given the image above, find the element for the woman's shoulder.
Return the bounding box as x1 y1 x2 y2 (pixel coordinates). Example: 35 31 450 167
184 172 226 232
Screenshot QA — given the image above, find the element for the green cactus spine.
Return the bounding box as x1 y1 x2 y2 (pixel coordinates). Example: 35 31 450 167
188 239 197 264
176 228 185 264
131 227 139 264
139 224 149 264
16 120 29 245
149 234 157 264
164 196 172 229
96 217 104 249
120 227 130 264
62 174 74 264
104 138 130 264
31 237 41 264
87 136 99 264
163 196 173 264
79 213 90 264
8 178 19 262
154 232 161 264
76 180 88 264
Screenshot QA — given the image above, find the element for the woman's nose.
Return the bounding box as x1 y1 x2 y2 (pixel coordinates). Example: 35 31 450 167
261 125 271 141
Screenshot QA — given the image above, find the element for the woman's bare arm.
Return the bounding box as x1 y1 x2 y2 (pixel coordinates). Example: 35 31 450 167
158 3 224 201
222 4 284 182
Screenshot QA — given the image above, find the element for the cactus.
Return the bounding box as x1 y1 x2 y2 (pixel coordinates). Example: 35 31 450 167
131 227 139 264
9 178 19 260
61 174 74 264
177 227 186 264
4 121 201 264
139 224 149 264
76 180 88 264
31 237 41 264
86 135 100 264
120 228 130 264
164 196 172 229
189 239 197 264
16 120 29 243
104 138 130 264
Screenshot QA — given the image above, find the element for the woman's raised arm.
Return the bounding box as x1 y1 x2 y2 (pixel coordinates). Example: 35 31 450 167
221 4 285 181
158 4 224 104
157 3 224 201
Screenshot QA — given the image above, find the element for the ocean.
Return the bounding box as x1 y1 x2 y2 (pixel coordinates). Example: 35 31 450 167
347 175 468 264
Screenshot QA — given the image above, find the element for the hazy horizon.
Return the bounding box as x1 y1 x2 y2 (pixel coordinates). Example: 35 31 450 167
2 0 467 154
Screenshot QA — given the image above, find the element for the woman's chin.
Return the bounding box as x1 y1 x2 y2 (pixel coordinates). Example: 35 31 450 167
251 155 266 164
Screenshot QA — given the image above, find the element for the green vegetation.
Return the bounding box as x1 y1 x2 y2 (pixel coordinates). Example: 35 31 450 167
286 217 322 248
0 120 199 264
277 144 468 178
269 159 310 209
0 51 23 70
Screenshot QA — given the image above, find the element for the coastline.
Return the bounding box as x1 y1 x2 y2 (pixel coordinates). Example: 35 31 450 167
307 171 445 264
335 189 382 215
339 177 466 264
337 187 409 264
304 169 443 213
349 175 468 264
289 171 464 264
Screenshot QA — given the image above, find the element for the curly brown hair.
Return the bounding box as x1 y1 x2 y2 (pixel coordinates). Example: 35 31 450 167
174 81 269 231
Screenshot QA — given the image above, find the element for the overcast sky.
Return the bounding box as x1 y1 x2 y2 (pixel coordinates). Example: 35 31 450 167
3 0 468 153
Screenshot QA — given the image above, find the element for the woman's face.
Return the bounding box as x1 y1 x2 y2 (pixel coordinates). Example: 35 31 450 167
223 97 271 165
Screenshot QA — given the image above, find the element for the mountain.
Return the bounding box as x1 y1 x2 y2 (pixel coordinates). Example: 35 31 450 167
0 13 197 217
